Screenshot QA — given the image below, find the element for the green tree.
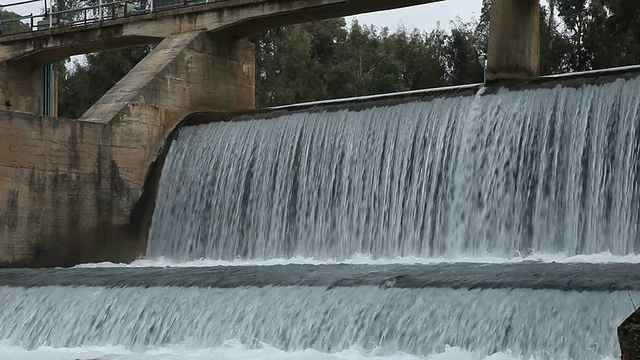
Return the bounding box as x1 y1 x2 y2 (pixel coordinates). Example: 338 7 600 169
588 0 640 68
388 26 448 89
444 18 485 84
329 22 405 97
1 10 32 35
557 0 592 71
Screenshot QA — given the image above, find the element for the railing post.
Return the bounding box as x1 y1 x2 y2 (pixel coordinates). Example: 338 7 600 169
150 0 154 13
48 0 52 28
99 0 103 20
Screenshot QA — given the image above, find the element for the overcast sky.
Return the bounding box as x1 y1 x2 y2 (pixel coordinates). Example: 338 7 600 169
346 0 482 32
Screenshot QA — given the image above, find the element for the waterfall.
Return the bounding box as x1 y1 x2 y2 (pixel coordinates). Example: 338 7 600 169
0 285 630 360
148 77 640 260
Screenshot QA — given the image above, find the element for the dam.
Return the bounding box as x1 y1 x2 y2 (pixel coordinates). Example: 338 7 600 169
1 69 639 359
1 0 639 358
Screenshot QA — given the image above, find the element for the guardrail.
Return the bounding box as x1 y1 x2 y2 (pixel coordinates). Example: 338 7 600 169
0 0 223 37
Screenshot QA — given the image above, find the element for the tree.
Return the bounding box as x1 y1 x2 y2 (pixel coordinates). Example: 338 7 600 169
589 0 640 68
388 26 448 89
444 18 485 84
58 46 151 118
1 10 32 35
539 4 573 74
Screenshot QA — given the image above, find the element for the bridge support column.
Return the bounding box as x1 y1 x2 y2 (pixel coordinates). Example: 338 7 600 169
487 0 540 81
0 61 43 114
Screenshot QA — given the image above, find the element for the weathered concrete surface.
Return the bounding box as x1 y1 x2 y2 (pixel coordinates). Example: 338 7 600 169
619 308 640 360
0 61 42 114
487 0 540 81
0 31 255 266
0 111 126 266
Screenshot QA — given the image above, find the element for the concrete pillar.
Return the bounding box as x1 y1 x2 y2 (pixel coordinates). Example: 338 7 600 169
0 60 42 114
487 0 540 81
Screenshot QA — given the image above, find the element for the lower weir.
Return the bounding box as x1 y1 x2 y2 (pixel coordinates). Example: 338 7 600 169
148 75 640 261
0 283 631 359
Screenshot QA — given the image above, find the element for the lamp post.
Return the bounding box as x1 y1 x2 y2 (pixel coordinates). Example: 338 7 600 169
478 54 487 85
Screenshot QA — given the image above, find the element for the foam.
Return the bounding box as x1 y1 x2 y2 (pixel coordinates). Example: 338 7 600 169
0 341 619 360
74 251 640 268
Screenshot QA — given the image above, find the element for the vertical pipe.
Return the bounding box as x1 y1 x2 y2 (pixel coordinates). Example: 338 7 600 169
99 0 103 21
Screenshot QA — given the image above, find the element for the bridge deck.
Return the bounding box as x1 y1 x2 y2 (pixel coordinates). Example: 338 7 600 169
0 0 443 65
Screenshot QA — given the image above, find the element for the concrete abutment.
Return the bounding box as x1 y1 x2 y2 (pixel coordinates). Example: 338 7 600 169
0 32 255 266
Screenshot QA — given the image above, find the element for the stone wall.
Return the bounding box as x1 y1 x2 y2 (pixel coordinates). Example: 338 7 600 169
0 31 255 266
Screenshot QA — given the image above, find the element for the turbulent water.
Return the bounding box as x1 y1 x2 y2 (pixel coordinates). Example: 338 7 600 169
148 78 640 261
0 285 632 360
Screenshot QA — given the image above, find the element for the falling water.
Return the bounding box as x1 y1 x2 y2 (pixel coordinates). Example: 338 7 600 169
0 285 631 360
148 77 640 260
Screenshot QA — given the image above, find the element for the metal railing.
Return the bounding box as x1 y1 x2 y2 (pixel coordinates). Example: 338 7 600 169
0 0 224 36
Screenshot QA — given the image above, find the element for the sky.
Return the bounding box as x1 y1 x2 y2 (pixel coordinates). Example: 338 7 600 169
346 0 482 32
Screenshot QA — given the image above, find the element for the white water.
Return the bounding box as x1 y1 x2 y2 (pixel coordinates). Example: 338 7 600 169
75 251 640 268
149 78 640 261
3 341 611 360
0 286 630 359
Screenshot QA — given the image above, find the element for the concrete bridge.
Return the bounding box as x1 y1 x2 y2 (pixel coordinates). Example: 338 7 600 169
0 0 540 266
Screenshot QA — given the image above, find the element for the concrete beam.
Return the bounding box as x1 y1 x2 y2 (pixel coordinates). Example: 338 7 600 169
487 0 540 81
0 0 444 66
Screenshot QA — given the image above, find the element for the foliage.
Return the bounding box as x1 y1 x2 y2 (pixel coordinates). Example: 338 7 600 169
58 1 640 116
58 46 151 118
1 10 32 35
